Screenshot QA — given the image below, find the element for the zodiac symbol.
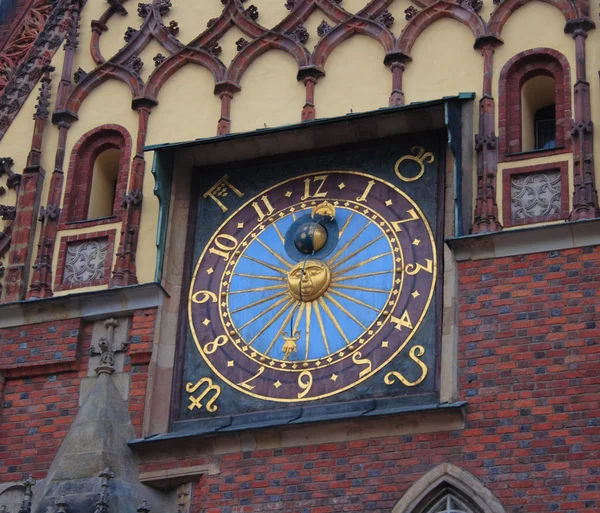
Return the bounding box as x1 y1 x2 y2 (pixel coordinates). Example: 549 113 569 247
186 377 221 412
384 345 428 387
394 146 435 182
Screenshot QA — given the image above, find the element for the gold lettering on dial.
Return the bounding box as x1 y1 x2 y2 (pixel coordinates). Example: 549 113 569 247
203 174 244 213
390 310 413 331
209 234 238 261
352 351 372 378
192 290 218 304
391 209 420 232
394 146 435 183
186 378 221 411
405 259 433 276
384 346 428 387
297 370 313 398
251 195 275 221
356 180 375 203
203 335 228 355
239 366 265 391
301 175 328 200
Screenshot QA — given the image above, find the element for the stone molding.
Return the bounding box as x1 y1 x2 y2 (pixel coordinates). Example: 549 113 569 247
391 463 507 513
0 282 165 329
447 218 600 262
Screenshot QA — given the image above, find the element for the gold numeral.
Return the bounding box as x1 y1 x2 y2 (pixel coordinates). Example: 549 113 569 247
356 180 375 203
191 290 217 304
390 310 413 331
391 209 419 232
297 370 313 398
186 377 221 412
251 195 275 221
209 234 238 261
405 259 433 275
384 346 428 387
352 351 372 378
239 366 265 391
301 175 328 200
203 335 228 355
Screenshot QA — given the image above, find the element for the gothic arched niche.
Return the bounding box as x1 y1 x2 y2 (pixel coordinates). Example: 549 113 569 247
392 463 507 513
230 49 305 133
316 34 389 119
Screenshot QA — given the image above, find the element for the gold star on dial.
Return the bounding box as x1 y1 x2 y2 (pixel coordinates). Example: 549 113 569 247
227 360 234 367
413 239 420 246
338 182 346 190
237 222 244 229
412 290 420 298
285 191 292 198
382 341 389 348
202 318 211 326
274 381 281 388
206 267 214 275
330 374 338 382
385 199 392 206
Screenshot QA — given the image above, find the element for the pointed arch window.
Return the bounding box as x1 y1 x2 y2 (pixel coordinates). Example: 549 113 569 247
62 125 132 227
426 494 475 513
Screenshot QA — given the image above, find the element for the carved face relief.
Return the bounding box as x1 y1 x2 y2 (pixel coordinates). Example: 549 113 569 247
287 260 331 302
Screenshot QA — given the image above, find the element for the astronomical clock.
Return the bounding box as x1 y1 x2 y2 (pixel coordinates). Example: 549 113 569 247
173 135 445 430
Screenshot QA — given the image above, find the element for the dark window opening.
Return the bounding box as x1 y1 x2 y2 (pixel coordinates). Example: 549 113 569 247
534 104 556 150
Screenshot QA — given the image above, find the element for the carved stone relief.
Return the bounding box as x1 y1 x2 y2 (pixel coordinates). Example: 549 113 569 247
63 238 108 284
510 170 562 222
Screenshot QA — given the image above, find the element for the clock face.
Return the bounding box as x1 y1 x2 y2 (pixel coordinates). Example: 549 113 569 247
188 171 436 402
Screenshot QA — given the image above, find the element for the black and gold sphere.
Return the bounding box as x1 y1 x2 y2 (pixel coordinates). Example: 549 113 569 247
293 222 328 254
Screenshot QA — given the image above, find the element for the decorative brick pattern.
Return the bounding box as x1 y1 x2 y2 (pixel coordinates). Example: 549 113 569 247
502 162 569 227
498 48 571 161
54 230 116 291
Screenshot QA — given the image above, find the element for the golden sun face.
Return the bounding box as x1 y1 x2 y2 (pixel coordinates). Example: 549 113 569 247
287 260 331 302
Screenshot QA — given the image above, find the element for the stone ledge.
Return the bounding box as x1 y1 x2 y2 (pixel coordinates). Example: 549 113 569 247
139 464 220 490
447 218 600 262
0 283 166 329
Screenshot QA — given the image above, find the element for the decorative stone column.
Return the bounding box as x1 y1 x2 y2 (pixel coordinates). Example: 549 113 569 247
566 18 599 220
471 37 503 234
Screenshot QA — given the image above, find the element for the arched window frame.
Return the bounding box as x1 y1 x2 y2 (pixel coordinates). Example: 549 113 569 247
61 124 132 229
392 463 507 513
498 48 571 162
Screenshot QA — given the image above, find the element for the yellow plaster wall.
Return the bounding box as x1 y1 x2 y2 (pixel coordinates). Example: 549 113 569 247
250 0 289 30
75 0 108 73
403 18 481 104
100 8 131 61
230 50 305 132
146 64 220 145
174 0 227 45
316 36 389 118
137 38 170 83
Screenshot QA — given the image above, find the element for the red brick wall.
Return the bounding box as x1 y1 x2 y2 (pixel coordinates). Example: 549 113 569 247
0 309 156 480
137 246 600 513
2 246 599 512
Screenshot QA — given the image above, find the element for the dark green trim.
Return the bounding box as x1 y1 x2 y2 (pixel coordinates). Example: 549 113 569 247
151 149 174 283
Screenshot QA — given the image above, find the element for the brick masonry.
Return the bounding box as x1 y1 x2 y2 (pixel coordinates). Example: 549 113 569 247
0 308 155 481
132 248 600 511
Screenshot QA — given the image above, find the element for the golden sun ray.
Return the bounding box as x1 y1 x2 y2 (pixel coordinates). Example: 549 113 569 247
230 290 287 314
248 299 294 345
329 234 385 272
327 219 371 265
234 273 285 281
271 223 286 245
332 252 392 278
332 270 393 282
324 293 367 330
237 296 291 331
242 254 288 275
264 303 299 356
327 288 380 313
317 297 350 345
333 284 389 293
255 237 293 269
338 211 355 238
304 301 312 360
229 284 287 294
312 300 330 355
